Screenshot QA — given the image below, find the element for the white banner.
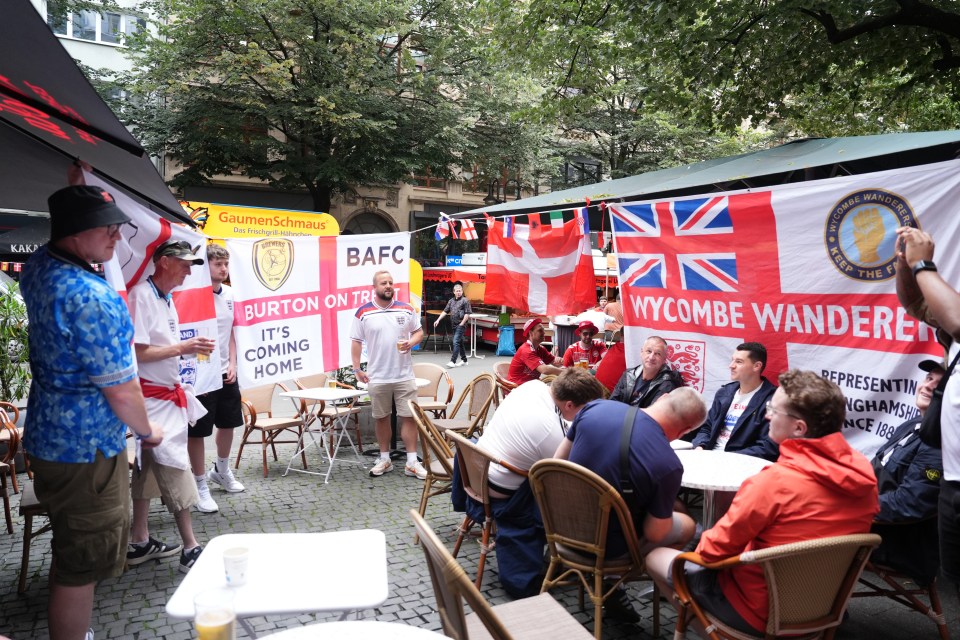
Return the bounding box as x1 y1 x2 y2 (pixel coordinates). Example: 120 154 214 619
227 232 410 389
611 159 960 457
91 173 221 395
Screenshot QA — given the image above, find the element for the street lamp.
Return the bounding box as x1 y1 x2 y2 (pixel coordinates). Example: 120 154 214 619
483 178 523 206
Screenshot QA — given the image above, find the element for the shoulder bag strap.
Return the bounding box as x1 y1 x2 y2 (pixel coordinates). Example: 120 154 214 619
619 405 640 511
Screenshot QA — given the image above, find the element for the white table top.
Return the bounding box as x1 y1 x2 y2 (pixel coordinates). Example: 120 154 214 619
670 439 694 451
355 378 430 391
280 387 367 402
675 449 772 492
166 531 388 619
260 621 447 639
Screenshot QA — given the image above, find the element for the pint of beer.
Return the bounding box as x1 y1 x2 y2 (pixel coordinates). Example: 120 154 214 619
194 589 236 640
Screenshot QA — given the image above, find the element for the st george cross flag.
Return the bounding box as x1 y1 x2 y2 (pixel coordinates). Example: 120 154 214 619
609 159 960 458
458 218 478 240
91 173 221 395
485 214 595 315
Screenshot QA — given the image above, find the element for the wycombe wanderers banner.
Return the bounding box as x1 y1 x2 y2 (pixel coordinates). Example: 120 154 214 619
610 159 960 457
226 233 410 389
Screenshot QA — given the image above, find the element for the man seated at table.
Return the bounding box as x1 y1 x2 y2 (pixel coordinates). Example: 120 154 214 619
609 335 684 407
690 342 778 461
554 387 707 622
869 359 944 584
452 368 607 598
507 317 563 385
645 370 879 636
562 320 606 369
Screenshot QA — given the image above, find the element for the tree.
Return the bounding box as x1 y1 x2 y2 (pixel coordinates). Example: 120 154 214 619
121 0 493 212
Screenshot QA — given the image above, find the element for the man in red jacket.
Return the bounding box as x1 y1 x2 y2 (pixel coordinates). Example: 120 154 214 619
645 369 879 635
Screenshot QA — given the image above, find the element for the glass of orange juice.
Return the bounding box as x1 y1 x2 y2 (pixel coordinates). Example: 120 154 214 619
194 589 235 640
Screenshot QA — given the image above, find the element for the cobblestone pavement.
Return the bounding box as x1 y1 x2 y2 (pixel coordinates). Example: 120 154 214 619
1 348 956 639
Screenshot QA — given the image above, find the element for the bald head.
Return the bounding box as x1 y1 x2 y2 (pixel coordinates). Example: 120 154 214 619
644 387 707 440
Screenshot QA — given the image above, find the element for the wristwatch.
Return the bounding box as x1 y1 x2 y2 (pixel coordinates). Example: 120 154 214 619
911 260 937 277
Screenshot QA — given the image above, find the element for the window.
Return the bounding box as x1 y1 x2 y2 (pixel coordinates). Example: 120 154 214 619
413 168 447 190
45 2 147 46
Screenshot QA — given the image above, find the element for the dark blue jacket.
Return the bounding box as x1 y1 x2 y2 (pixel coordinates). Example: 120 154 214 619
870 417 942 584
871 418 942 523
691 378 778 461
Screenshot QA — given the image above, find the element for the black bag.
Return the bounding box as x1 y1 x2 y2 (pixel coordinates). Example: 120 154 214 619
919 349 960 447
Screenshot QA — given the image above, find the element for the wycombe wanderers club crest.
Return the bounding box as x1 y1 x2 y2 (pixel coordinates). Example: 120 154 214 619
252 239 294 291
824 189 919 282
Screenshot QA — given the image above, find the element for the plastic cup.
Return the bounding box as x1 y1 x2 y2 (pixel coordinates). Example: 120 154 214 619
194 589 236 640
396 336 408 352
222 547 249 587
197 327 211 363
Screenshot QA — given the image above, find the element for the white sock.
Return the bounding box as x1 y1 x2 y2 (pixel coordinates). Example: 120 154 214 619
380 452 391 462
216 457 230 474
194 474 206 485
406 453 419 466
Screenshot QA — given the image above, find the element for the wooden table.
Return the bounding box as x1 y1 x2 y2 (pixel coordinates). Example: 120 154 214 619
166 531 388 639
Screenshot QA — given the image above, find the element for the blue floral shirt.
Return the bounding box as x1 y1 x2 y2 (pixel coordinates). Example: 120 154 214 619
21 246 137 463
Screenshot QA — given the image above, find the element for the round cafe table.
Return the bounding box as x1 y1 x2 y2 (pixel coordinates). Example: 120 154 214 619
261 620 447 639
674 449 772 527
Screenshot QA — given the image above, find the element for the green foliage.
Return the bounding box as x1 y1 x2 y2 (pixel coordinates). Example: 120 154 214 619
0 284 30 403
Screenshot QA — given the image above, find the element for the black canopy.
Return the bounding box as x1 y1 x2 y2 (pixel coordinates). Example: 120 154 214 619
0 0 190 223
0 218 49 261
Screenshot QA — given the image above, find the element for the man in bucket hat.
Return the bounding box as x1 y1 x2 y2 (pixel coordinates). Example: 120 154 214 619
21 185 164 640
561 320 606 370
507 317 563 385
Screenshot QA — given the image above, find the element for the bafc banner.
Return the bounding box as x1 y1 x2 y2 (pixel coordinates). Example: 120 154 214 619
610 159 960 458
227 233 410 389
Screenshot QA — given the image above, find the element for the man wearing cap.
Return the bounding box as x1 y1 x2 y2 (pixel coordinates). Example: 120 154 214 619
127 240 213 573
562 320 606 369
507 317 563 385
21 185 163 640
610 335 685 408
868 359 944 585
690 342 778 461
433 281 471 368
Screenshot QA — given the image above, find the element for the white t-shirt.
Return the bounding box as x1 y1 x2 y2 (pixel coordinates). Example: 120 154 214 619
476 380 565 490
943 341 960 481
713 387 760 451
129 279 181 386
213 284 235 374
349 299 421 383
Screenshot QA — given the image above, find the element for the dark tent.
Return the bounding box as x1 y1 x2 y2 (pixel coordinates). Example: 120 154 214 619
0 218 49 262
0 0 190 224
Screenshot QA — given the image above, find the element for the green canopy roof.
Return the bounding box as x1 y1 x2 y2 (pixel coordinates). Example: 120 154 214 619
459 130 960 218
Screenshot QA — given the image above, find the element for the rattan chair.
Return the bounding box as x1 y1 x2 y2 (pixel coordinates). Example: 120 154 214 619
18 481 51 593
492 362 517 406
234 382 306 477
433 373 495 439
410 509 594 640
414 362 455 418
672 533 881 640
853 518 950 640
0 461 11 534
0 402 23 493
447 431 527 589
529 459 658 640
409 400 455 536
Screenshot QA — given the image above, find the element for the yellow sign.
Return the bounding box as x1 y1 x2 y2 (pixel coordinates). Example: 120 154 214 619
180 201 339 239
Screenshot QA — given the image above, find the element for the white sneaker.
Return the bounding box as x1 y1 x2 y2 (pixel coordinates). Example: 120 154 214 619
208 465 245 493
369 458 394 477
457 360 467 367
195 479 219 513
446 361 457 368
405 460 428 480
85 629 94 640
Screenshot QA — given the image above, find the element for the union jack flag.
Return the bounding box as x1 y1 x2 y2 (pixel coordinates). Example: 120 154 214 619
610 196 738 292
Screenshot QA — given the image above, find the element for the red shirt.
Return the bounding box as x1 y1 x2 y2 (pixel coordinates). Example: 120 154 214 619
562 339 606 367
508 341 555 385
595 342 626 392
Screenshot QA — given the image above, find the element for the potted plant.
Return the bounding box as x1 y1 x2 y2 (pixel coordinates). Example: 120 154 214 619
0 280 30 405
